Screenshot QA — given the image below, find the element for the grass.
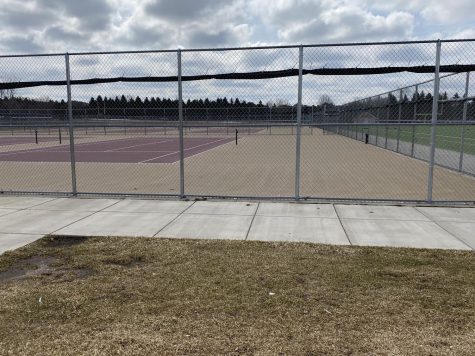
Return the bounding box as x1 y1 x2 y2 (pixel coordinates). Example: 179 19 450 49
0 236 474 355
361 124 475 155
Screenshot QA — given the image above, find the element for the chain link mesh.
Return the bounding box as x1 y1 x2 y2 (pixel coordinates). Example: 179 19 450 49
181 47 298 197
1 40 474 202
0 55 72 193
68 52 179 195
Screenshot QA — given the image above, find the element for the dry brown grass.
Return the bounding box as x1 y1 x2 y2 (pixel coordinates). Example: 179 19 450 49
0 236 474 355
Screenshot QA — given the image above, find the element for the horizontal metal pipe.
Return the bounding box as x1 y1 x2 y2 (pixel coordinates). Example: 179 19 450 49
1 39 474 58
1 190 473 206
342 72 460 107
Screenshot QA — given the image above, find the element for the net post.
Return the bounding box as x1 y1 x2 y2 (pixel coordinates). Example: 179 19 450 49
178 49 185 198
427 40 442 203
295 45 304 200
65 53 77 196
459 71 470 172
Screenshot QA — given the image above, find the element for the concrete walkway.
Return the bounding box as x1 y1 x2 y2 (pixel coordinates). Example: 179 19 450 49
0 196 474 254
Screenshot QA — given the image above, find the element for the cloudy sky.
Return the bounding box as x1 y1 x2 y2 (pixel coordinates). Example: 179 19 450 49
0 0 473 53
0 0 473 106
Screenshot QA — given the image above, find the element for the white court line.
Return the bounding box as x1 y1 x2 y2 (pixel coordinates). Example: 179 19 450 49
0 148 56 158
105 139 175 152
0 136 142 158
171 135 238 162
0 137 175 158
89 150 176 153
139 137 232 163
10 150 177 154
70 136 172 148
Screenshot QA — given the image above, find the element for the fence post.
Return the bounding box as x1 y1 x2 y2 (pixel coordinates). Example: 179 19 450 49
178 49 185 198
385 125 388 149
65 53 77 195
427 40 441 203
411 85 418 157
459 71 470 172
376 124 379 146
396 89 402 152
295 45 304 200
376 95 380 145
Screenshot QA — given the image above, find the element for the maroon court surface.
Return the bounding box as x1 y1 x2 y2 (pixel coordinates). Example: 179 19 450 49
0 136 58 146
0 136 235 163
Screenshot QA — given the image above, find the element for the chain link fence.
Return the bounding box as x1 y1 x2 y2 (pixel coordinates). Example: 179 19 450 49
1 40 475 203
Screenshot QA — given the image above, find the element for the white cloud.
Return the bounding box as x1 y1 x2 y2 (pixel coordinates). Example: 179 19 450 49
39 0 114 31
250 0 415 43
0 0 473 107
0 34 43 53
359 0 474 24
0 0 473 54
145 0 231 21
450 28 475 39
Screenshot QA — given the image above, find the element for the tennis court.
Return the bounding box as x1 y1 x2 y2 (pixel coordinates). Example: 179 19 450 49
0 137 238 163
0 135 235 163
1 125 475 201
0 136 58 146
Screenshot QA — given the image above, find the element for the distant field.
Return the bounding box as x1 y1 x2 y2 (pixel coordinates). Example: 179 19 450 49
356 124 475 155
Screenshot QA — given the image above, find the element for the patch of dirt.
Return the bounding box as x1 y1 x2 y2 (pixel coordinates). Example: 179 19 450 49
43 235 89 248
0 255 92 283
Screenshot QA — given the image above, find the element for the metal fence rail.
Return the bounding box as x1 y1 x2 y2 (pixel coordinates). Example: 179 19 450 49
1 39 475 203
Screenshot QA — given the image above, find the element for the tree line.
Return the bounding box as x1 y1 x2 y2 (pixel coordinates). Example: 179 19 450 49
0 95 289 112
0 91 472 122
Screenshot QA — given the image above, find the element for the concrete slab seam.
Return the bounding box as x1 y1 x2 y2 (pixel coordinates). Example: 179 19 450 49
23 197 61 208
336 217 431 222
153 201 197 237
255 214 339 219
0 209 24 219
183 212 258 216
333 204 353 246
27 197 120 212
0 197 62 219
0 196 59 209
0 232 46 238
414 207 475 250
49 199 123 235
244 202 260 241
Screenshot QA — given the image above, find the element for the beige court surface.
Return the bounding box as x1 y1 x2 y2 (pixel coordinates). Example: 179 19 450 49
1 127 475 202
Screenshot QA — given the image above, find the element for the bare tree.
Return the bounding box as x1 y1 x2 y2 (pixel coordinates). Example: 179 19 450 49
318 94 333 105
275 98 290 107
0 79 17 99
